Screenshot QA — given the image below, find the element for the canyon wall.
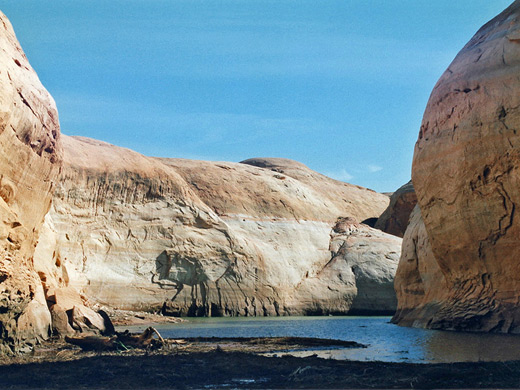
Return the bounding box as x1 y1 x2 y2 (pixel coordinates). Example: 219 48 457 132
393 1 520 332
47 136 401 317
0 11 62 353
375 181 416 237
0 8 404 354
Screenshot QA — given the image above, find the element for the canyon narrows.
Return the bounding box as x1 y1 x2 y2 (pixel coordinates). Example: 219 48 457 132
0 9 404 353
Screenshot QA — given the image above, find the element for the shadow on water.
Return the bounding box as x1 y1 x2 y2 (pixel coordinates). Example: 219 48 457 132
425 329 520 362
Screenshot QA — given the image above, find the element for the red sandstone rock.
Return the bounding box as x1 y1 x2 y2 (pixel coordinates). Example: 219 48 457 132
375 181 417 237
393 1 520 332
49 304 75 337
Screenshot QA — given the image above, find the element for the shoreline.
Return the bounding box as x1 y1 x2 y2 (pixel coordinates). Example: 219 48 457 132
3 333 520 389
96 307 186 327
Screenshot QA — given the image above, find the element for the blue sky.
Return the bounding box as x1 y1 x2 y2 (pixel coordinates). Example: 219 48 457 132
2 1 513 192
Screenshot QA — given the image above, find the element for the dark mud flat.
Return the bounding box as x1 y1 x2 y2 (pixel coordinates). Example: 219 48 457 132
181 336 366 353
2 337 520 389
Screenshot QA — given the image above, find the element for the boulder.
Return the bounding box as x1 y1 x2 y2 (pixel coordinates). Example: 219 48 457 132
49 304 75 337
393 1 520 332
49 303 111 337
16 283 52 347
70 305 107 334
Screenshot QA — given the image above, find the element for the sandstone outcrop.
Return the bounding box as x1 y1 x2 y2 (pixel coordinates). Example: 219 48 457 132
45 135 401 317
392 206 449 328
293 218 400 315
375 181 417 237
393 1 520 332
0 11 62 353
0 11 114 354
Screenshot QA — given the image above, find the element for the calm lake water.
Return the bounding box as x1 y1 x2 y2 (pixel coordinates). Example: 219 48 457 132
121 316 520 363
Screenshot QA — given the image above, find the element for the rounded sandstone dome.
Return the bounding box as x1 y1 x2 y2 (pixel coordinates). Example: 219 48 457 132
400 1 520 332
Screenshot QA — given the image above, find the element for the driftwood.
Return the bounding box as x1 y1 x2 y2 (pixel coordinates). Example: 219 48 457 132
116 327 164 349
65 327 167 351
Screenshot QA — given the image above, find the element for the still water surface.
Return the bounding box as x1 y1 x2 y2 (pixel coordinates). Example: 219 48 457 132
123 316 520 363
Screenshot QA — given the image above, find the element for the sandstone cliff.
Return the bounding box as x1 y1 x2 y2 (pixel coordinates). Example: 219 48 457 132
0 11 62 353
0 8 403 350
45 135 401 317
393 1 520 332
375 181 417 237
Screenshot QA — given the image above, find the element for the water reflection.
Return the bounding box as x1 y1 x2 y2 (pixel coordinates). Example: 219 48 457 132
425 330 520 363
120 316 520 363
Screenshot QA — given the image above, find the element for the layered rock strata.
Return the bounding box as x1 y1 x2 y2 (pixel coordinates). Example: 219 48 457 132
0 11 62 353
47 136 401 317
393 1 520 332
0 11 115 353
375 181 417 237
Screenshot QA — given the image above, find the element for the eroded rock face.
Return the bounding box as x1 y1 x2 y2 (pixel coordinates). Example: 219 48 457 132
375 181 417 237
47 136 401 317
393 2 520 332
294 218 400 315
0 11 62 353
392 206 449 328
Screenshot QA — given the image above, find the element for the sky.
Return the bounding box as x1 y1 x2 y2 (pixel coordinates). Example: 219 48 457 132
1 1 513 192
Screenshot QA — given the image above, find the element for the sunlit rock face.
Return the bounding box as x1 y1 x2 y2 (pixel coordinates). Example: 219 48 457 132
293 217 401 315
47 136 401 316
375 181 417 238
0 11 63 353
393 1 520 332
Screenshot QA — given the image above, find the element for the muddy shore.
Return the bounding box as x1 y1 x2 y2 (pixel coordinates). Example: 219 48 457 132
3 333 520 389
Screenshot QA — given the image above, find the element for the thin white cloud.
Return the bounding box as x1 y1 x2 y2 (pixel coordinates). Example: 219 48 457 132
325 169 354 182
54 92 323 136
368 164 383 173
